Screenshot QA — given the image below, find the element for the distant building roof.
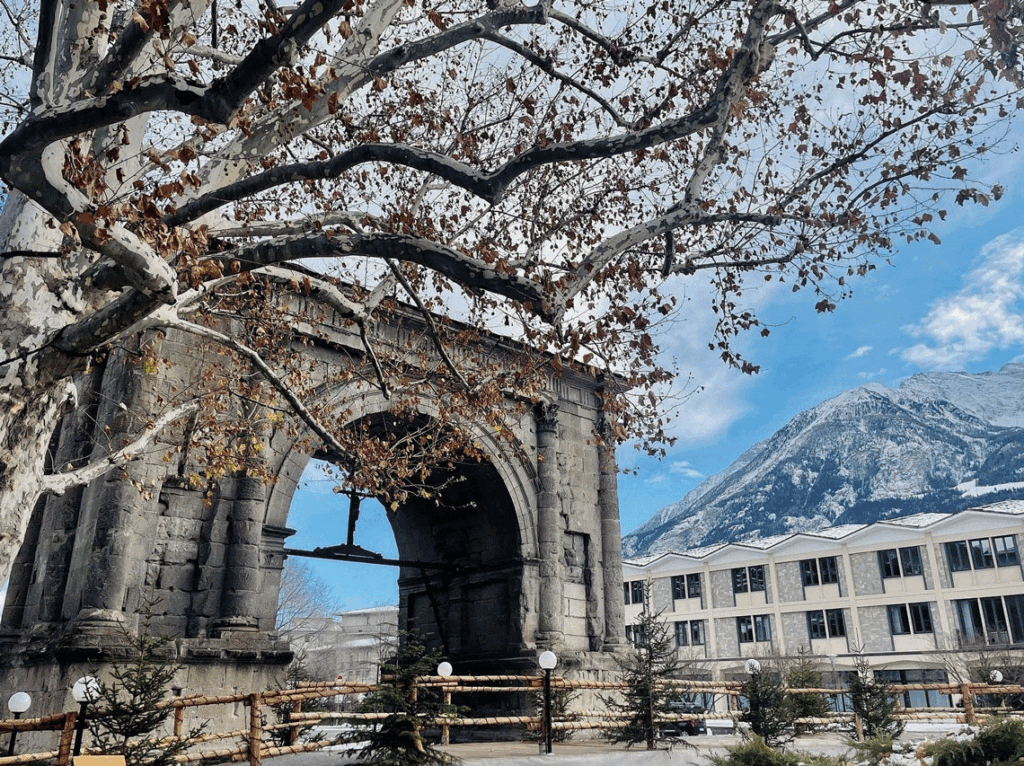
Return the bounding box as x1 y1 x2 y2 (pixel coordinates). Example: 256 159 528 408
623 500 1024 566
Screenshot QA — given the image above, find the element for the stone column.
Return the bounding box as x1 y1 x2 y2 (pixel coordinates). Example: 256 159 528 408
598 420 625 648
534 402 563 645
214 476 264 635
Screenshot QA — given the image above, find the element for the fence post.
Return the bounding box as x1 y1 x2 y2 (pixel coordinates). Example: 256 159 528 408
854 712 864 742
288 698 302 745
441 684 451 746
961 683 975 724
248 693 262 766
57 710 77 766
174 704 184 739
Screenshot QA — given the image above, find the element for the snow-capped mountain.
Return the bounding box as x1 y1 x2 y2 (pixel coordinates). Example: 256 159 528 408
622 363 1024 557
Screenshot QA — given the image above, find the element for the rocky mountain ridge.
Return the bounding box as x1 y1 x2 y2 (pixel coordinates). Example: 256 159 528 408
622 363 1024 557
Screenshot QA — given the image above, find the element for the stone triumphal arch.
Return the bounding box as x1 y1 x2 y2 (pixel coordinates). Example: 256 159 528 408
0 294 626 713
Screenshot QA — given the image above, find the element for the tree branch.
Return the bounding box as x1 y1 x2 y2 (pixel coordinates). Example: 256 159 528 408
386 260 471 393
161 316 351 459
40 400 199 495
213 231 551 318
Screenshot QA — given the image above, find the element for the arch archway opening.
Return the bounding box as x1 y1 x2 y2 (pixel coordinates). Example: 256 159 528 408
281 411 526 670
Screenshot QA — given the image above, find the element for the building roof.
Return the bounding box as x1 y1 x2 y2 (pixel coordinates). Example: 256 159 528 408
623 500 1024 569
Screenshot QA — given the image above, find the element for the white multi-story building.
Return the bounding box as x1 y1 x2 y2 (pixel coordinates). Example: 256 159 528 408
287 605 399 683
623 500 1024 707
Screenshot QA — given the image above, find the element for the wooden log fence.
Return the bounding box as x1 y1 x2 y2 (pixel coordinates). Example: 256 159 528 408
2 675 1022 763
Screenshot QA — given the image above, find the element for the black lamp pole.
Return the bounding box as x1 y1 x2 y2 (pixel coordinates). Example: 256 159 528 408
6 712 21 757
543 667 553 755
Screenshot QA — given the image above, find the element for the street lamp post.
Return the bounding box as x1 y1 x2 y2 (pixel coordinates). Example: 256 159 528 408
538 651 558 755
6 692 31 757
436 662 453 746
71 676 100 757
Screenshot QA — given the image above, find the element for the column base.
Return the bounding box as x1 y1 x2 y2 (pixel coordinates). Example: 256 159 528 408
212 616 259 638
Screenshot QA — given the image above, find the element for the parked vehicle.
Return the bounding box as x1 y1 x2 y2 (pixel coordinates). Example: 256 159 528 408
659 699 707 737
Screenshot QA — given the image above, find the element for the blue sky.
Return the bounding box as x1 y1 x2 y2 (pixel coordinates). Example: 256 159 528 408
289 159 1024 611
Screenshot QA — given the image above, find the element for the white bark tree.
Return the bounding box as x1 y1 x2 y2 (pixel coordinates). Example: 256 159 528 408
0 0 1021 585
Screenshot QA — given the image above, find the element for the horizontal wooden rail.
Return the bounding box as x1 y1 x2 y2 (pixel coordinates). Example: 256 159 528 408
4 673 1024 765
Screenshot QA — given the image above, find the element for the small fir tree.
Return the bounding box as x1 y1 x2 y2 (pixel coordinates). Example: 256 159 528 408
848 669 904 739
86 607 203 766
741 663 791 747
602 581 680 750
347 632 461 766
784 651 832 733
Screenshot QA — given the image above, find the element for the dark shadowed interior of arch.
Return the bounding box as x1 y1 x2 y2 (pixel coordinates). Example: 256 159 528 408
388 457 523 662
295 411 525 664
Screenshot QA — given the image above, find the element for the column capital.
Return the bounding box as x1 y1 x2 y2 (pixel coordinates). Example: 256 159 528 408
534 402 559 433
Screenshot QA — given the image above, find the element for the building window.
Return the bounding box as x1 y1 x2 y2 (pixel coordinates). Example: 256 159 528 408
672 573 702 601
900 546 923 576
808 611 827 639
671 575 687 601
875 669 950 708
687 573 702 599
878 549 901 578
908 602 933 633
982 596 1009 641
734 566 765 594
801 559 819 586
738 615 754 642
888 604 911 635
754 614 771 641
819 556 840 584
808 609 845 639
749 565 766 592
690 620 706 645
946 541 972 572
994 536 1020 567
624 580 645 605
826 609 846 637
732 568 748 594
675 619 706 647
675 621 689 646
889 603 932 635
626 624 647 646
955 598 985 642
971 538 995 570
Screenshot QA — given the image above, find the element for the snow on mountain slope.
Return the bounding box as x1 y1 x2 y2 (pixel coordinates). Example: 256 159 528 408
623 364 1024 557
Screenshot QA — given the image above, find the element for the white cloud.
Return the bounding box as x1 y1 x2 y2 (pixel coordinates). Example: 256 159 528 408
670 461 704 479
645 474 668 485
901 229 1024 368
858 368 886 380
846 345 872 359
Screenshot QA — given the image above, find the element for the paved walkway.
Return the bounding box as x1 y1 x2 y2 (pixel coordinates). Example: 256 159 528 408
272 733 862 765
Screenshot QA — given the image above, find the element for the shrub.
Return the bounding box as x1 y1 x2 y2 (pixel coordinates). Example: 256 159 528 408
707 736 851 766
924 718 1024 766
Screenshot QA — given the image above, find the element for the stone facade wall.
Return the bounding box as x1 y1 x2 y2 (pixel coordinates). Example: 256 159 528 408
780 610 808 653
850 552 884 596
709 570 733 610
714 617 739 657
775 561 804 603
857 605 894 653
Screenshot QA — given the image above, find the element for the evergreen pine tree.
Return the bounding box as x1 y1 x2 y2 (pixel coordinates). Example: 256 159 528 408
848 670 904 739
742 662 791 747
784 651 832 733
602 581 680 750
347 633 462 766
86 607 203 766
